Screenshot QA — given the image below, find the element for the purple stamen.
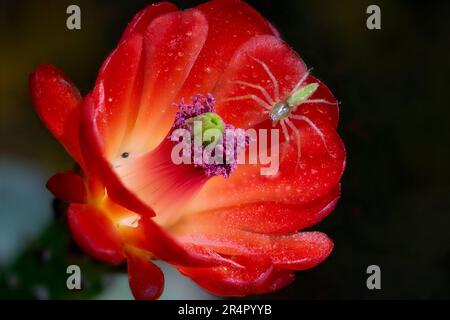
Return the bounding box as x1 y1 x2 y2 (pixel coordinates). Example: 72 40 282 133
171 94 246 178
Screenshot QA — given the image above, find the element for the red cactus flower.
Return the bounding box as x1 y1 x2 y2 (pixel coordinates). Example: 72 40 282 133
30 0 345 299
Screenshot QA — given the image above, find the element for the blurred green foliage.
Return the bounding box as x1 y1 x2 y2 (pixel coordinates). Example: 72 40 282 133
0 200 123 300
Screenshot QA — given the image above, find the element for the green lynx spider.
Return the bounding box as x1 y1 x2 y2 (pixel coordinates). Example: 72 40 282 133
224 55 337 160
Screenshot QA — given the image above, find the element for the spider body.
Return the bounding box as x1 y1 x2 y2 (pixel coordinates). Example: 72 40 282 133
269 101 291 121
269 83 320 122
224 55 337 162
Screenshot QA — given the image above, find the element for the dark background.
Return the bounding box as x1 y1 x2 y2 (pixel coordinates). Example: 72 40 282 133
1 0 449 299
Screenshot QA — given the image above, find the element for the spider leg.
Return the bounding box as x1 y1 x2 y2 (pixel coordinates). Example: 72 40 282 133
222 94 272 110
280 119 290 142
289 68 313 96
285 118 302 163
301 99 337 105
289 114 335 158
278 119 291 162
247 55 280 102
230 80 275 105
292 99 337 113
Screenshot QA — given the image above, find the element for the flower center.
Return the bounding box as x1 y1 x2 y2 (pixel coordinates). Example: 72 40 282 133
187 112 225 146
171 94 244 178
114 94 244 227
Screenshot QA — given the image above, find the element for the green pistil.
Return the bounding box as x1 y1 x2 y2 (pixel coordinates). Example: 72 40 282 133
188 112 225 146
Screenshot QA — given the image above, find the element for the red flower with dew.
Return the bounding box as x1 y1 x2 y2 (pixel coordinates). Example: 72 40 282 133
29 0 345 299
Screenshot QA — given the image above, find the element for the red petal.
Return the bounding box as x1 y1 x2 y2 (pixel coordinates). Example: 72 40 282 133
296 75 340 129
46 171 86 203
176 226 334 270
119 2 177 43
81 10 210 217
113 138 211 227
67 203 125 264
178 35 344 215
182 186 340 235
213 35 338 129
94 2 180 159
255 269 295 294
177 0 274 98
124 9 209 153
267 232 334 270
213 35 307 128
29 64 83 164
127 252 164 300
118 215 241 269
179 255 274 297
184 124 345 213
79 94 156 217
92 34 144 158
